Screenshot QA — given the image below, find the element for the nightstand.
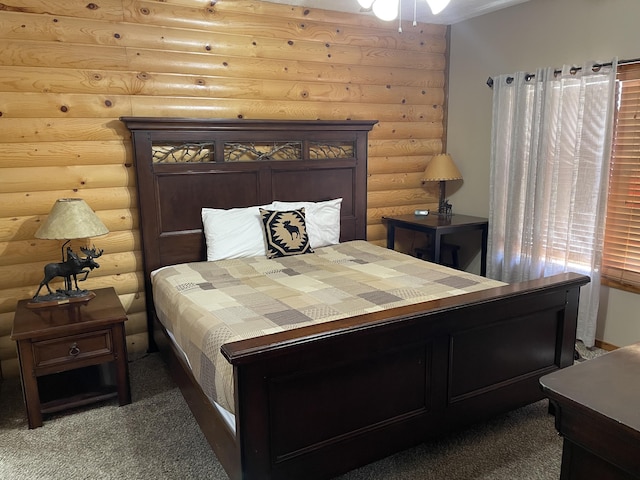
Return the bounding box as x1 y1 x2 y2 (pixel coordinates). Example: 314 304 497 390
11 287 131 428
383 214 489 276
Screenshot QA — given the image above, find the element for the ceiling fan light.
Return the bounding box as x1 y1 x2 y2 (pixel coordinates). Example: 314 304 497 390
357 0 375 8
372 0 399 21
426 0 450 15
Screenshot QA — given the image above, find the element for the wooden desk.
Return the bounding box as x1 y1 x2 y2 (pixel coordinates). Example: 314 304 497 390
383 214 488 276
540 344 640 480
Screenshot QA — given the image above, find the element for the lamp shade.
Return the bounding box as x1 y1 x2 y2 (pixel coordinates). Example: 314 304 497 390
422 153 462 182
35 198 109 240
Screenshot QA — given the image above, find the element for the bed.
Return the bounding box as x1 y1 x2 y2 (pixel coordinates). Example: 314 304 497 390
122 117 590 480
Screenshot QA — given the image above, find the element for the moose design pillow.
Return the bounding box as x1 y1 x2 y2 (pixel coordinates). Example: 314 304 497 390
259 208 313 258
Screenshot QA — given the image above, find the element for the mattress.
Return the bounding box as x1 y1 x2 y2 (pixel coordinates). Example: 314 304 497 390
151 240 505 414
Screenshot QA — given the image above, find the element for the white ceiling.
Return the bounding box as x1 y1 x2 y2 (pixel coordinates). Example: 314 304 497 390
263 0 530 25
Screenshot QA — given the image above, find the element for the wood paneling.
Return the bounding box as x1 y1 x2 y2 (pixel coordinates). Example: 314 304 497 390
0 0 447 376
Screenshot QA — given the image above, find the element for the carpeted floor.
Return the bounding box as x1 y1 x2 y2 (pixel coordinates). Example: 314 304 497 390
0 343 604 480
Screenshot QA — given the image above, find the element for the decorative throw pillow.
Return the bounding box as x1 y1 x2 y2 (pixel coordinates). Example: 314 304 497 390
259 208 313 258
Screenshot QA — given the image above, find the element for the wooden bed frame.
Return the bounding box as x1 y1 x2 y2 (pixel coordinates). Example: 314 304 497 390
122 117 590 480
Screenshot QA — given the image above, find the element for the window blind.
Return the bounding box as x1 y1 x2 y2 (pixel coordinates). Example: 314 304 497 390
602 63 640 288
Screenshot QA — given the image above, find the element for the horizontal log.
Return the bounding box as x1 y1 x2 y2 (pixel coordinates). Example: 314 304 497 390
126 332 149 360
124 311 147 336
0 39 127 70
124 74 444 105
422 182 443 200
129 96 443 123
358 49 444 70
0 187 137 217
0 11 123 46
0 66 444 107
0 92 132 118
0 230 140 267
75 271 145 297
0 65 133 96
118 291 146 316
0 89 441 121
368 188 428 208
370 121 444 140
0 208 139 242
0 140 129 167
368 155 432 175
368 138 443 157
368 172 426 192
1 164 135 193
0 118 130 143
220 0 448 41
0 0 125 21
366 224 387 244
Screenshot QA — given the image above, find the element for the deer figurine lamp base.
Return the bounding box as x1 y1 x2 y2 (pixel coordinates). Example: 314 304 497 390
28 243 103 308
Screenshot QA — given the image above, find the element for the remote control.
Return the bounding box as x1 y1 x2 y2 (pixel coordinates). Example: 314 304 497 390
414 209 429 216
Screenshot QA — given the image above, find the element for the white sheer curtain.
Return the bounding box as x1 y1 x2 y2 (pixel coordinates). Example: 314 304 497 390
488 60 617 347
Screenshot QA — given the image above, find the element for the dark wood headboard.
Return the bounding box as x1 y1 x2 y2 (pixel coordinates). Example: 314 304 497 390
122 117 377 283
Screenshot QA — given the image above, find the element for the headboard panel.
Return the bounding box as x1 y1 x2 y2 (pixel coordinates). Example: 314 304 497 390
122 118 377 281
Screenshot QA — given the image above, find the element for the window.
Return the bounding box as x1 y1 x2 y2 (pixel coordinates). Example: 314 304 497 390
602 63 640 291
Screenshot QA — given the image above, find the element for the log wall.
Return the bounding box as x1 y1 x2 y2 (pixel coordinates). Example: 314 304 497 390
0 0 448 377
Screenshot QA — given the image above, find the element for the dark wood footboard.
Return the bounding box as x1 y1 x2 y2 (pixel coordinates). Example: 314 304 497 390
204 272 587 479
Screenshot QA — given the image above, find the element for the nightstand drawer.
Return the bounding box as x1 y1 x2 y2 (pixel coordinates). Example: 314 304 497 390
33 329 113 369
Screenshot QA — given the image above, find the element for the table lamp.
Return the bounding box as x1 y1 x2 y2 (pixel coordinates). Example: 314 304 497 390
30 198 109 307
422 153 462 216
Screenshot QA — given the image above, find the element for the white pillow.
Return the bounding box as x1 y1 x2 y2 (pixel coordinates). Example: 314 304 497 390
272 198 342 248
202 204 274 261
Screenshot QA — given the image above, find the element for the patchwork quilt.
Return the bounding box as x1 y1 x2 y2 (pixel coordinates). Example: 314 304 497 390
151 240 505 414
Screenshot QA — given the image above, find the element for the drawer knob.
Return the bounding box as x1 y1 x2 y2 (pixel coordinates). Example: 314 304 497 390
69 343 80 357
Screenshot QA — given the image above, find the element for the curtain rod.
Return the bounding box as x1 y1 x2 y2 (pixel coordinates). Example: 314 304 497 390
486 57 640 88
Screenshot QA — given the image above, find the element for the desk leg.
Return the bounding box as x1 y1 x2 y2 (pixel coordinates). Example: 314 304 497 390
112 323 131 406
480 224 488 277
433 232 441 266
16 341 43 429
386 224 396 250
